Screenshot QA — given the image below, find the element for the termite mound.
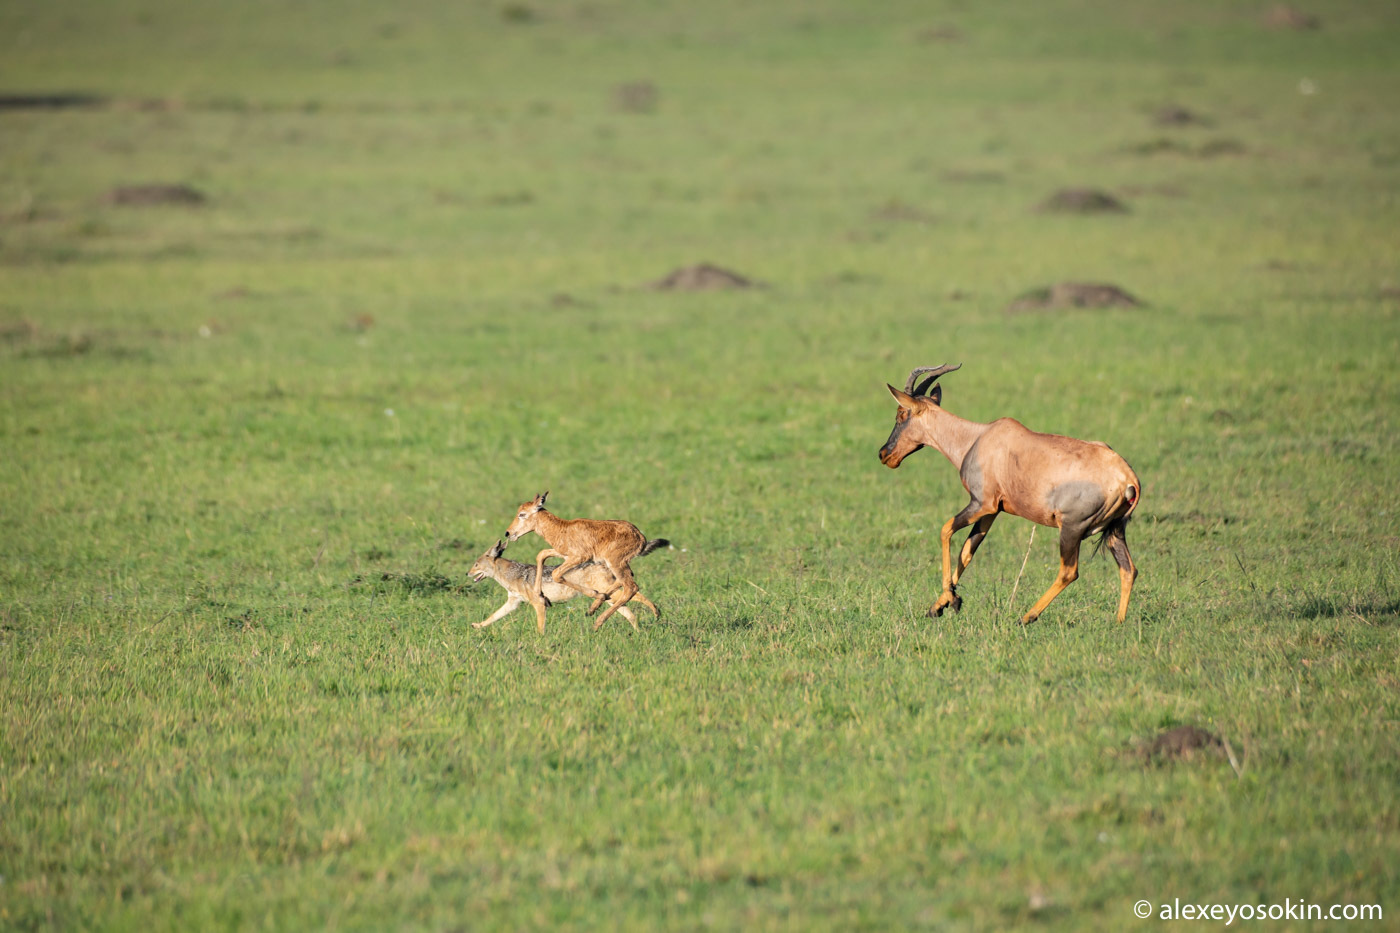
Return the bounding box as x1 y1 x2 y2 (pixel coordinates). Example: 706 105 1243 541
102 184 207 207
1006 282 1143 312
1138 725 1227 764
646 263 760 291
1035 188 1129 214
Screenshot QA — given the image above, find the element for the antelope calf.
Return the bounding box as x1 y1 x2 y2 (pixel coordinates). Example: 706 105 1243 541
503 492 665 629
468 539 666 633
879 364 1141 624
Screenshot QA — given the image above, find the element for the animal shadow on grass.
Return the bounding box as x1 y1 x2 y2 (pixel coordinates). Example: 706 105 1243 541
349 569 467 596
1289 595 1400 624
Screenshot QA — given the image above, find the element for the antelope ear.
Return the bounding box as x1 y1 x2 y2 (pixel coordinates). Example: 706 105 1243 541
886 384 917 408
534 491 549 507
490 539 505 557
927 383 942 406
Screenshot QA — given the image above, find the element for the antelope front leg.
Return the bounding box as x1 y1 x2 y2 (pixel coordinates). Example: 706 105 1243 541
930 510 977 617
473 596 522 629
953 514 997 584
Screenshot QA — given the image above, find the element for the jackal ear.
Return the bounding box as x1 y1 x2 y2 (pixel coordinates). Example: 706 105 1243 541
886 384 917 408
534 491 549 507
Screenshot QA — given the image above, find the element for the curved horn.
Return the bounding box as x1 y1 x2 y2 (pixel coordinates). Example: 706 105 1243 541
904 363 962 396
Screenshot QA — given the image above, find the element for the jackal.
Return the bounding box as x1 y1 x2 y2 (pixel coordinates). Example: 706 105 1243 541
468 538 667 633
504 491 666 629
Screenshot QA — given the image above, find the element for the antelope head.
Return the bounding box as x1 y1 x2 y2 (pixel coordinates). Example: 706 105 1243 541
504 491 549 541
879 364 961 468
469 539 507 582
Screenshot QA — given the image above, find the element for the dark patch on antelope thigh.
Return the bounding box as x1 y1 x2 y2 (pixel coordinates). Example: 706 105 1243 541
1047 481 1105 524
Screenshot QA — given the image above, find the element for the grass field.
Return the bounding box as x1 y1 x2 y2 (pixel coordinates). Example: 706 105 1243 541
3 1 1400 929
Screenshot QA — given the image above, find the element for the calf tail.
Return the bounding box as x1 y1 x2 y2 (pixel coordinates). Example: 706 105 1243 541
638 538 670 557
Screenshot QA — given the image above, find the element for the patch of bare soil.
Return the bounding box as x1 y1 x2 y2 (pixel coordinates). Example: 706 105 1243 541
943 169 1005 184
917 24 963 42
102 184 206 207
1263 5 1320 29
1153 105 1208 127
1035 188 1128 214
1007 282 1142 312
0 319 40 342
647 264 758 291
613 81 658 114
1378 286 1400 300
0 93 105 110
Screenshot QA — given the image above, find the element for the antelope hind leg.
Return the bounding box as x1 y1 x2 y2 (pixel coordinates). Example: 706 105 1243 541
1104 522 1138 623
1020 526 1082 625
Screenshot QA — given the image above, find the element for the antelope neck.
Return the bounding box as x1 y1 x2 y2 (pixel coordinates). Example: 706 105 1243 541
914 406 990 470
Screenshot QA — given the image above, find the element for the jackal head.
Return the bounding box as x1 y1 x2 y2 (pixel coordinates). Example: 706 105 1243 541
504 491 548 542
469 539 507 582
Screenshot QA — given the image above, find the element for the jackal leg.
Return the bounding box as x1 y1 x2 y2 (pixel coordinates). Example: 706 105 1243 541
1103 521 1137 623
1020 525 1082 625
473 595 523 629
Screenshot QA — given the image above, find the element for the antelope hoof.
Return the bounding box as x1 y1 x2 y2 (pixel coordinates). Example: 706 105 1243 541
1019 613 1038 626
927 604 944 619
949 594 963 613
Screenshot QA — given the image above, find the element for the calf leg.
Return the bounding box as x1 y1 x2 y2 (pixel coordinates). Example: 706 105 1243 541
533 549 566 602
591 561 645 629
1020 525 1082 625
548 554 609 603
1104 521 1138 623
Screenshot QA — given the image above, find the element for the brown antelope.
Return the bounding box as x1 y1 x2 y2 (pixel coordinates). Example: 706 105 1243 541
467 539 667 633
879 364 1140 624
503 492 665 629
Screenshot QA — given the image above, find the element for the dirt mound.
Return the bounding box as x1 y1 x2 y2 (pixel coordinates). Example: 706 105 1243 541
102 184 206 207
1007 282 1142 312
1147 726 1223 760
917 25 963 42
1153 105 1207 127
0 93 105 111
1035 188 1128 214
1263 5 1320 29
869 199 936 224
647 264 757 291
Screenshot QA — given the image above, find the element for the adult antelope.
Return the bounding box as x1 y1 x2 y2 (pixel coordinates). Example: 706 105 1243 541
879 364 1140 624
503 492 664 630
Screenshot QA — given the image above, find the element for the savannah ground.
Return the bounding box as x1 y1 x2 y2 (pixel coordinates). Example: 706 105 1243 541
2 1 1399 929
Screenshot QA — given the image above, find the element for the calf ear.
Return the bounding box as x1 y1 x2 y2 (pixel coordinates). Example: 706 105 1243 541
535 491 549 507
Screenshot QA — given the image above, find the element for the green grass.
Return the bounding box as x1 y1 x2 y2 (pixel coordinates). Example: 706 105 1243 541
3 1 1400 929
